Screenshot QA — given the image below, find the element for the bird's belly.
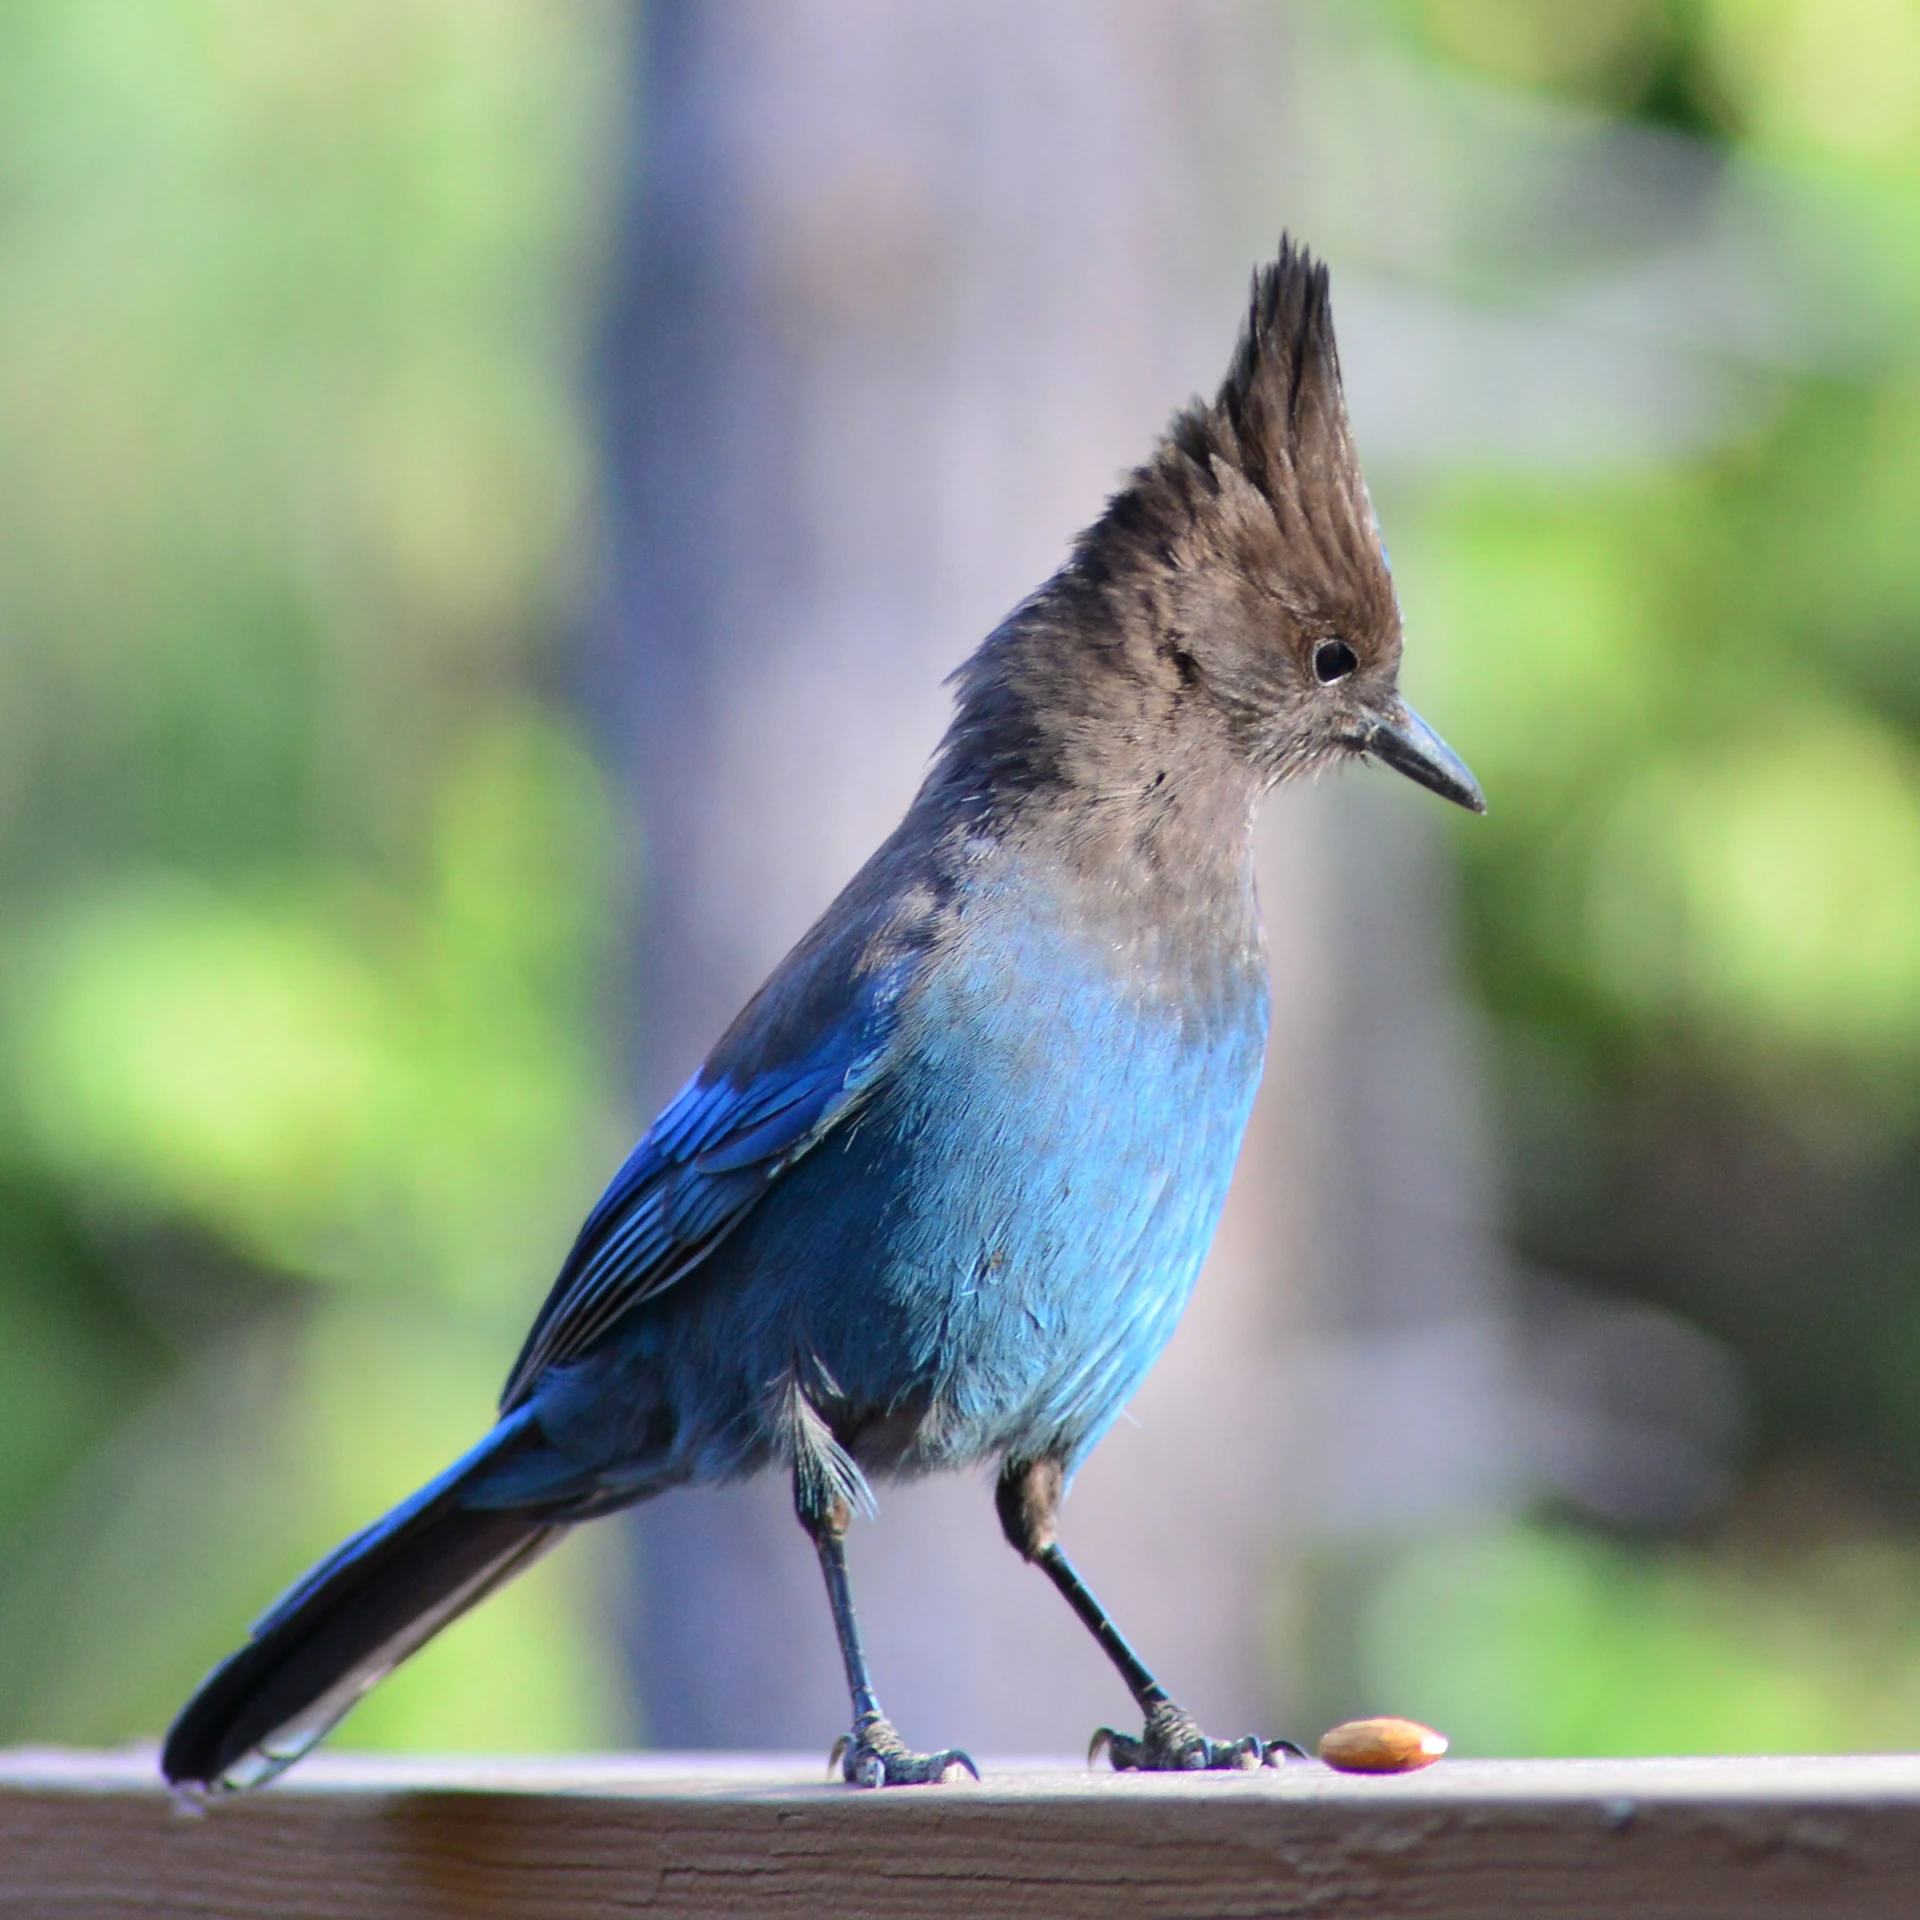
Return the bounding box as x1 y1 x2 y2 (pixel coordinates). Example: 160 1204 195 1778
740 976 1267 1472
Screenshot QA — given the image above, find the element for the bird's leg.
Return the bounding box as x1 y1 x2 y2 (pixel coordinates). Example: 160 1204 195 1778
995 1455 1305 1772
796 1480 978 1788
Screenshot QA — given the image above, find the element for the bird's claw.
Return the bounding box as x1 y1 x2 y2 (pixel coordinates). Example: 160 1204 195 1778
831 1713 978 1788
1091 1702 1305 1772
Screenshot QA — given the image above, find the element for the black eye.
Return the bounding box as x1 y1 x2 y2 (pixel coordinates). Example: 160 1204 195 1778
1313 638 1357 684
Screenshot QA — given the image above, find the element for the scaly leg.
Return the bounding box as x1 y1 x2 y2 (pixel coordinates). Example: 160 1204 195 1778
995 1455 1304 1771
796 1480 978 1787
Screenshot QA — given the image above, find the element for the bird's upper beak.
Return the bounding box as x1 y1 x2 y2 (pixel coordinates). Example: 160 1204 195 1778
1361 704 1485 813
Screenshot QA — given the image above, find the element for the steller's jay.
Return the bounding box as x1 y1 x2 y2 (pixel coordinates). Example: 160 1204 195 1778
163 238 1482 1792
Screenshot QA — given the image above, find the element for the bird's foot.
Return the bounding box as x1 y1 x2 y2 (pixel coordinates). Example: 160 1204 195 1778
1091 1700 1306 1773
830 1712 979 1788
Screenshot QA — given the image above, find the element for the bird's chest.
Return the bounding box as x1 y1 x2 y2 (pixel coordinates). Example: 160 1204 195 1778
804 890 1268 1450
901 918 1263 1243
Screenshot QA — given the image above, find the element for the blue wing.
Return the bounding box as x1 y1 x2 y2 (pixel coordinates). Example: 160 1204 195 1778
498 958 911 1412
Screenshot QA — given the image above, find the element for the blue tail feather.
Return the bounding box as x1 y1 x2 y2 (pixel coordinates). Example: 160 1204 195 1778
162 1410 572 1792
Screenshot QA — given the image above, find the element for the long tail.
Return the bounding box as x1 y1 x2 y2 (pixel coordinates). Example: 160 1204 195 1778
162 1410 569 1792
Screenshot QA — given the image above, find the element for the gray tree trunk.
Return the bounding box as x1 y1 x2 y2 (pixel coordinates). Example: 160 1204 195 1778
590 0 1518 1756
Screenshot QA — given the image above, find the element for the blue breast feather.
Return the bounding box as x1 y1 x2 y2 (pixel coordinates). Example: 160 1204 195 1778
493 864 1268 1508
791 899 1268 1465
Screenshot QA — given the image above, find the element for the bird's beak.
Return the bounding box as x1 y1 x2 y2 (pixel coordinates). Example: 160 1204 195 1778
1361 704 1486 814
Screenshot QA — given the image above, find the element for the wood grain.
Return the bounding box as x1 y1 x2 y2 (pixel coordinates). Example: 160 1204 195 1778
6 1748 1920 1919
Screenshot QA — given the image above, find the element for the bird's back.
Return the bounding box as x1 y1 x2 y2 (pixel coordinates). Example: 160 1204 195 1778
529 804 1270 1494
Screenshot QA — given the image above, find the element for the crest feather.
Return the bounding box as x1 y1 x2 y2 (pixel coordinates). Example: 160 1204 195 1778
1215 238 1351 508
1098 235 1388 608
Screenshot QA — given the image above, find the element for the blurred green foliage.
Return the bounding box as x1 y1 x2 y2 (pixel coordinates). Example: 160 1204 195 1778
0 0 630 1749
1363 1511 1920 1755
10 0 1920 1768
1363 0 1920 1752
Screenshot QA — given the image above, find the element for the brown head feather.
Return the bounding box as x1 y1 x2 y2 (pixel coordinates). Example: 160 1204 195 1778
938 238 1420 806
1106 236 1395 631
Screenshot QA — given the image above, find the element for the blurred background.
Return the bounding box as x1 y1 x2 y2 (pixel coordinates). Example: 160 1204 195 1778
4 0 1920 1762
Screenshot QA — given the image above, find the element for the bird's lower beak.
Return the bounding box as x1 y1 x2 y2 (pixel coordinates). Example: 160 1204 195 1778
1362 704 1486 813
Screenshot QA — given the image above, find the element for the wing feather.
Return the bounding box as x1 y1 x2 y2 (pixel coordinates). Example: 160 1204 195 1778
498 965 907 1412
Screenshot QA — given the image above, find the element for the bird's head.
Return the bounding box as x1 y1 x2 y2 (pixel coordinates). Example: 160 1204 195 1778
1090 239 1483 814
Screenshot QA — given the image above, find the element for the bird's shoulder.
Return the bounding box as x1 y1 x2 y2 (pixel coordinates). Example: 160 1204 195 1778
497 829 956 1408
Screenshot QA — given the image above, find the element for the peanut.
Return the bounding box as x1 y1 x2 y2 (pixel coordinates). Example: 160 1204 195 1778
1317 1716 1448 1773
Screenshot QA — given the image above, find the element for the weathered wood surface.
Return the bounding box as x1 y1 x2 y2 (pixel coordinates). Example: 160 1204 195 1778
6 1747 1920 1919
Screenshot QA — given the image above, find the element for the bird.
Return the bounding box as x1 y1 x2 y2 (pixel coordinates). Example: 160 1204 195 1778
161 237 1483 1794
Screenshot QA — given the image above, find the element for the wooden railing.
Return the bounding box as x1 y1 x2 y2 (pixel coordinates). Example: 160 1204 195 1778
5 1746 1918 1917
